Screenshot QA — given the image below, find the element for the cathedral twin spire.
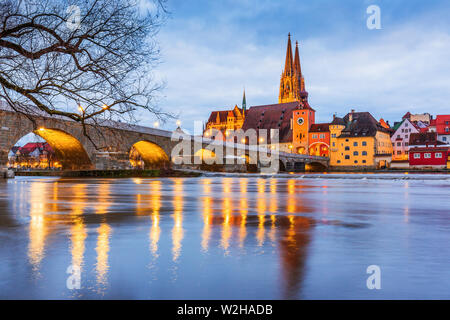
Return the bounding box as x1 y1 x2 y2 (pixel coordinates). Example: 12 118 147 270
279 33 306 103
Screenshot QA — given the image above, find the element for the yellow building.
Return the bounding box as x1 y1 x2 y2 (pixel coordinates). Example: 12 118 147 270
329 111 393 169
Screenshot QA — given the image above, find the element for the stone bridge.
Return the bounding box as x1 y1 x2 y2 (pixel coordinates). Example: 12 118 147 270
0 104 328 176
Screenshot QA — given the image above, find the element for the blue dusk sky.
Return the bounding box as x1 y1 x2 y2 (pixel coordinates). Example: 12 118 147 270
143 0 450 132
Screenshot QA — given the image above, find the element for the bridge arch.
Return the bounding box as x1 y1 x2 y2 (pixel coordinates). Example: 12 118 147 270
305 161 327 172
7 128 93 170
308 142 329 157
129 140 170 169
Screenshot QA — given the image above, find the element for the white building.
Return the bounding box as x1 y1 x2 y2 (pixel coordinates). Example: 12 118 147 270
391 118 419 161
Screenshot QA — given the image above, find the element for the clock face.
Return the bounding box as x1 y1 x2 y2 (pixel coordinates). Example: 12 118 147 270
297 117 305 126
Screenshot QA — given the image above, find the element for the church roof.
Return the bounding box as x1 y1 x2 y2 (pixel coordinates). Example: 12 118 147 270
242 101 306 143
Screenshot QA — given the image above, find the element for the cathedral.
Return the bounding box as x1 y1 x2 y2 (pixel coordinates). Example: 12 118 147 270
279 33 307 104
205 34 326 155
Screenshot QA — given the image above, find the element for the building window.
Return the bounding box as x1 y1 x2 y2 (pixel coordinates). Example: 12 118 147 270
414 153 420 159
397 151 401 155
405 142 409 146
405 123 408 127
332 142 336 147
345 139 349 142
362 160 366 163
353 142 358 147
424 153 431 159
345 146 350 151
446 128 449 132
435 153 442 158
337 160 341 164
319 134 325 139
345 155 350 160
362 141 367 146
362 151 367 156
312 134 318 139
397 142 401 146
353 151 358 156
354 160 358 164
443 137 447 141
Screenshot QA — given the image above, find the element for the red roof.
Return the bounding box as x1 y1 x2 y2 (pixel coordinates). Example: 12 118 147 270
309 123 330 132
409 132 445 146
19 142 53 156
402 112 411 119
207 106 245 124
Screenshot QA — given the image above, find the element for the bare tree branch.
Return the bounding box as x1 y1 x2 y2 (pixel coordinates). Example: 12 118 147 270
0 0 171 150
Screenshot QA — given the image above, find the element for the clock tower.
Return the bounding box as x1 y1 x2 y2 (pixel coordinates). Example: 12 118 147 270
292 106 315 154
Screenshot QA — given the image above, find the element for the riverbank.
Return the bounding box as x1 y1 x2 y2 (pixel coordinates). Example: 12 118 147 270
13 168 202 178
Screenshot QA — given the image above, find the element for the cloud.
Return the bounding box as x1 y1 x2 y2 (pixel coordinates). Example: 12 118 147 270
139 1 450 131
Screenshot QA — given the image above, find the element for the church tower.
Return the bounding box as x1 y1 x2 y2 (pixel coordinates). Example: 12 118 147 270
279 34 307 104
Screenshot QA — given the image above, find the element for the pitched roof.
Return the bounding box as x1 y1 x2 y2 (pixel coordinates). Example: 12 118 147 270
402 112 411 119
409 132 445 146
310 123 330 132
338 112 389 138
19 142 54 156
330 116 346 126
242 101 308 143
379 118 390 129
206 106 245 124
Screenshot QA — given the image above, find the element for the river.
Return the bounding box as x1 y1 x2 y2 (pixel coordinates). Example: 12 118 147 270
0 174 449 299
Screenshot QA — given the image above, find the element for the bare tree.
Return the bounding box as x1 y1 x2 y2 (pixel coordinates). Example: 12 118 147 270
0 0 169 146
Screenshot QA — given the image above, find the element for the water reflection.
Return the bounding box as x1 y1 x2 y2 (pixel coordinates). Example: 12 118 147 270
172 179 184 262
279 215 312 299
70 184 87 273
201 179 212 252
95 184 112 290
28 182 48 274
150 180 161 258
6 176 411 299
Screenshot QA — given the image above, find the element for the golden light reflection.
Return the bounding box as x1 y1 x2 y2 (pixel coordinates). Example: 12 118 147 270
95 183 112 288
257 214 266 247
256 179 266 246
269 214 277 244
220 180 233 254
201 179 213 252
70 184 88 272
95 223 111 287
172 179 184 262
238 178 248 248
28 182 48 272
287 179 296 213
150 181 161 257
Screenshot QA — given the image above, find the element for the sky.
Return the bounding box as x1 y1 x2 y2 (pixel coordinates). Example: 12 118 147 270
139 0 450 133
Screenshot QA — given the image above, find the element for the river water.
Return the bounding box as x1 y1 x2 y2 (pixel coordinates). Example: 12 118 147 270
0 174 449 299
